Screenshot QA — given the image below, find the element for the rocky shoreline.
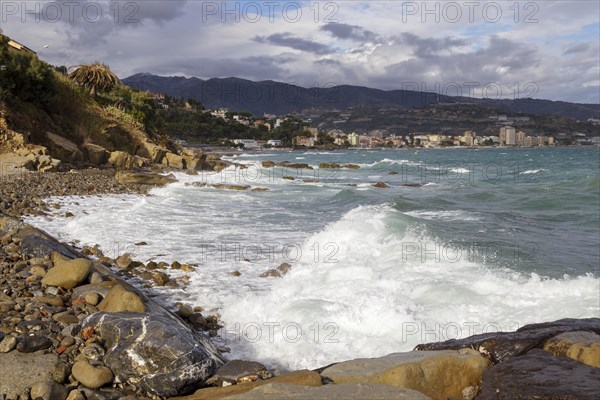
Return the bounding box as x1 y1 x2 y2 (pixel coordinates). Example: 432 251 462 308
0 169 599 400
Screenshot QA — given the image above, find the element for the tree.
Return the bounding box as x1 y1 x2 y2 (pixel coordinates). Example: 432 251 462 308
69 63 120 96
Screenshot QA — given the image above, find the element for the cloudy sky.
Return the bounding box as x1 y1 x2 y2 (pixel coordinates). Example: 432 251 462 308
1 0 598 103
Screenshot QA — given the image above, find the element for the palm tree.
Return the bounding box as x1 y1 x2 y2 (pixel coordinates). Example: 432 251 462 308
69 63 120 95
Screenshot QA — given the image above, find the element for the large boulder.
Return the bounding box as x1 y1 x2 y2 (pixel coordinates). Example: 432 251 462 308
72 360 114 389
83 312 224 397
82 143 109 165
136 142 166 164
45 132 85 162
42 253 92 289
219 382 431 400
163 152 186 169
185 155 207 171
476 349 600 400
115 171 177 186
543 331 600 368
321 349 489 400
415 318 600 364
108 151 146 169
97 284 146 313
0 152 35 171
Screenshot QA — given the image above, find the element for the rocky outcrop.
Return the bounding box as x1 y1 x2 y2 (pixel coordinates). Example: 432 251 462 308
475 349 600 399
319 163 340 169
220 382 431 400
372 182 389 188
136 141 166 164
83 312 224 397
415 318 600 364
82 143 109 165
543 331 600 368
45 132 84 162
163 152 186 169
108 151 146 169
211 184 250 191
321 349 489 400
115 170 177 186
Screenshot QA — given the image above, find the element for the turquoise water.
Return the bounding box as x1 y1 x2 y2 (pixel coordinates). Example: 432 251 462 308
28 146 600 369
227 147 600 278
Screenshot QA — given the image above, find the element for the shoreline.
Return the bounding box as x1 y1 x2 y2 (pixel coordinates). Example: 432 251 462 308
1 167 599 399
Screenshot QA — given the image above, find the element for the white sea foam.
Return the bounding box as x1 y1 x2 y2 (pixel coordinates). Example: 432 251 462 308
218 205 600 370
405 210 481 222
520 169 548 175
449 167 470 174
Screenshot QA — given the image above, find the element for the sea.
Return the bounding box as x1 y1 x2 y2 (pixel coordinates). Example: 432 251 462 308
26 147 600 371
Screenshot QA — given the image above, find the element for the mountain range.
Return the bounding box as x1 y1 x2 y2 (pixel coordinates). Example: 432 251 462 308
123 73 599 121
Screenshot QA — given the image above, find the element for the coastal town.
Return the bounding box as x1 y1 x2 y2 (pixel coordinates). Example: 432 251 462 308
190 105 600 150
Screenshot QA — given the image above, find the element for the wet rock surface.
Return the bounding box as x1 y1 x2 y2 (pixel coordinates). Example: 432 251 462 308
543 331 600 368
415 318 600 363
84 312 224 397
321 349 489 400
475 349 600 400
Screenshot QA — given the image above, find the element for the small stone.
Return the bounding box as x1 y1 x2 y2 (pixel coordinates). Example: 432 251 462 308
60 336 76 348
276 262 292 275
259 269 282 278
66 389 86 400
177 304 194 319
152 271 170 286
53 311 80 325
85 292 100 306
231 271 241 277
0 335 17 353
65 212 75 218
35 295 65 307
89 272 104 285
115 254 132 269
171 261 181 270
188 313 207 330
72 360 114 389
180 264 195 272
31 381 69 400
51 362 71 384
372 181 389 188
16 335 52 353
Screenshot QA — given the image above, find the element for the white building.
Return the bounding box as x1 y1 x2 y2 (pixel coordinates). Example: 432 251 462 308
233 139 258 149
267 140 283 146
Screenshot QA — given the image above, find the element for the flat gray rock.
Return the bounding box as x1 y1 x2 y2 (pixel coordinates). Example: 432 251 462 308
0 352 59 398
220 382 432 400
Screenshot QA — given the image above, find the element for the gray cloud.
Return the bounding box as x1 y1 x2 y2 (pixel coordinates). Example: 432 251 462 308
321 23 380 43
564 43 590 55
393 33 467 58
253 33 333 55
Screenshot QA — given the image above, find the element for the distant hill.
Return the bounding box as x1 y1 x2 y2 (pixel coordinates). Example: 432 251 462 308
123 73 599 120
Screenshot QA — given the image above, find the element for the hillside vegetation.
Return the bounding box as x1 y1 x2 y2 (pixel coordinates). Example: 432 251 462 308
0 33 192 172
